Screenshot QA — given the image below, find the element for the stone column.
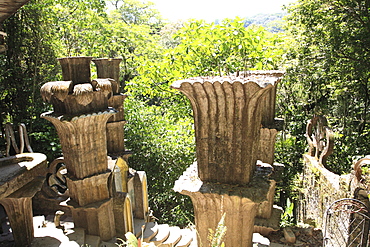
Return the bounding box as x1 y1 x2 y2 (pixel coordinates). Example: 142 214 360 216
92 58 122 84
172 73 282 247
92 58 127 156
41 56 117 240
92 58 139 237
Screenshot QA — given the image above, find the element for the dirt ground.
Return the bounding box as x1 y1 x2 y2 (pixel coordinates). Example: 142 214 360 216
268 226 323 247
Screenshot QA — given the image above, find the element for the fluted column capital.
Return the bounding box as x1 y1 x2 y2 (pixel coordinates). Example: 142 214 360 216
172 75 280 184
41 110 116 179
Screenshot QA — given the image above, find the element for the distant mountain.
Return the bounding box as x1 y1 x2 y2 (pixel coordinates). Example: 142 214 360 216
213 13 286 33
244 13 286 33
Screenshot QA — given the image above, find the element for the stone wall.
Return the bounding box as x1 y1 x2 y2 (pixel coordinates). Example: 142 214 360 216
297 154 357 228
297 116 369 228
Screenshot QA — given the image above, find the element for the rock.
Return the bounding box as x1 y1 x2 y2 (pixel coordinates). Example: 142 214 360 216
283 227 296 244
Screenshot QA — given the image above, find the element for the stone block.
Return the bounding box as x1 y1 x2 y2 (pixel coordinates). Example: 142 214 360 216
106 121 126 154
66 172 111 207
133 171 149 220
283 227 296 244
113 192 133 238
69 198 116 241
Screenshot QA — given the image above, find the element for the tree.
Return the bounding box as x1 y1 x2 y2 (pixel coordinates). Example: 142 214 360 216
128 18 286 104
278 0 370 179
0 0 61 158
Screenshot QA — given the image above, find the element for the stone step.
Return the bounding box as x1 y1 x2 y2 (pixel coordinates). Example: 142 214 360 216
148 224 170 245
159 226 182 247
142 221 159 242
175 229 193 247
66 227 85 246
133 218 146 238
85 234 101 247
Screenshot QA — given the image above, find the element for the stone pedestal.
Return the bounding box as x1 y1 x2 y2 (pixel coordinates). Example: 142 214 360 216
172 73 283 247
0 176 45 247
175 163 276 247
67 198 116 241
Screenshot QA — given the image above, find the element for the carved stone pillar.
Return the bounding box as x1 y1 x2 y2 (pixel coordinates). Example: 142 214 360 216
93 58 122 84
172 75 278 185
41 56 117 240
42 112 114 179
172 73 283 247
92 58 127 156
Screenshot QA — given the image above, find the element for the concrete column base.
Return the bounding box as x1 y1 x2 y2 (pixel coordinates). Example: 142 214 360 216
175 163 276 247
66 198 116 241
0 177 45 247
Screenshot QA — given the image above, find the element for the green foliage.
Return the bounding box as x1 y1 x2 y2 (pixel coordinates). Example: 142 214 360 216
281 0 370 175
124 98 195 226
280 198 295 227
128 17 286 103
0 0 61 159
208 213 227 247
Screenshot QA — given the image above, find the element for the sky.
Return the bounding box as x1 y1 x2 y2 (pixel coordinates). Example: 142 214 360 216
148 0 296 22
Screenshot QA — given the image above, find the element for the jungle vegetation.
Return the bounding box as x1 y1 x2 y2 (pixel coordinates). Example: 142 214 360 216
0 0 369 226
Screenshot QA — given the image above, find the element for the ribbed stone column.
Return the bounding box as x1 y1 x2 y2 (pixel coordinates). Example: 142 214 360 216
172 72 283 247
172 75 278 185
93 58 127 156
92 58 122 84
40 56 117 240
42 112 114 179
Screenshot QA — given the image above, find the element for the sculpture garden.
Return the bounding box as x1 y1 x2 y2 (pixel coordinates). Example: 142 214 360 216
0 0 370 246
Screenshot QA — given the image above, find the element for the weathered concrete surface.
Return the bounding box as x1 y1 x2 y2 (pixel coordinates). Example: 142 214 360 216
172 73 283 247
175 162 276 247
172 75 281 185
0 153 47 246
0 153 47 199
298 154 354 228
0 0 30 23
41 57 118 241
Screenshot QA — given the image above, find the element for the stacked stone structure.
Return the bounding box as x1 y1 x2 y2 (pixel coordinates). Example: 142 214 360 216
40 57 117 240
173 71 283 247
